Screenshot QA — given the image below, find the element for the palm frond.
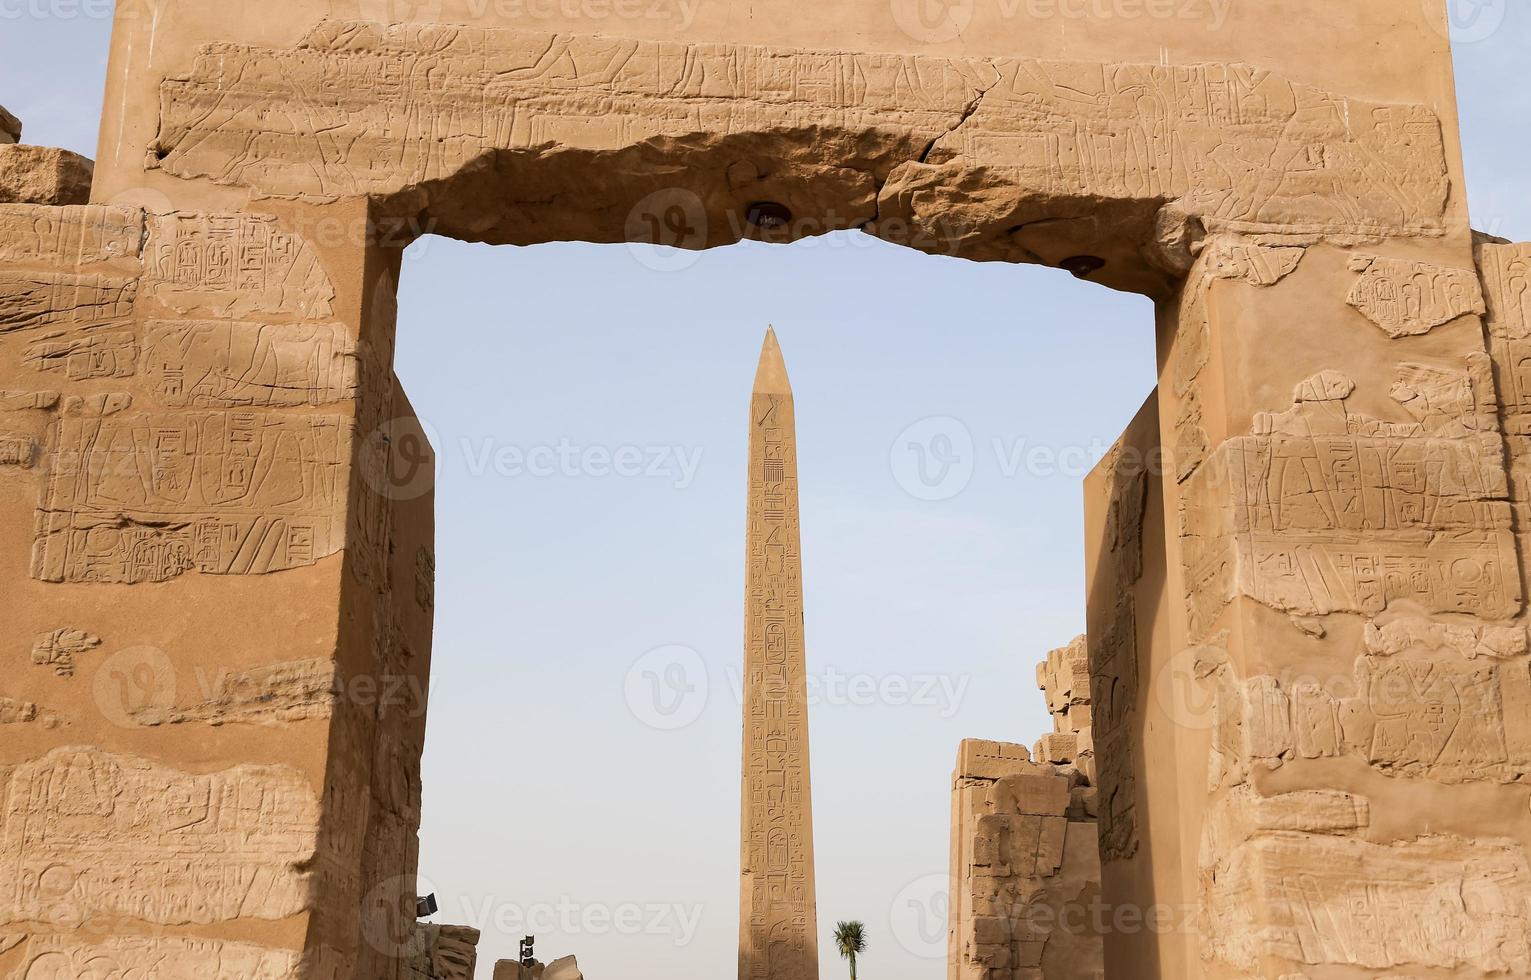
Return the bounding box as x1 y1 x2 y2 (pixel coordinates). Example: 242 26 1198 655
833 920 868 957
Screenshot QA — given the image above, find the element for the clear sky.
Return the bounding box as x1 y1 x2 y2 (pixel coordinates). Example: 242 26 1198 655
3 4 1529 978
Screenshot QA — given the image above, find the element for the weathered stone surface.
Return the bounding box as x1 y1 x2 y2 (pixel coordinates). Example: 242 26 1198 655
1181 369 1518 633
0 105 19 144
0 145 93 205
0 205 142 266
0 747 320 926
949 737 1102 980
0 696 63 727
131 658 338 727
33 411 349 584
1207 829 1531 973
408 924 481 980
30 627 102 677
0 270 137 334
1203 240 1307 286
741 329 818 980
148 22 1450 294
0 7 1509 980
544 955 584 980
1206 644 1531 787
2 935 302 978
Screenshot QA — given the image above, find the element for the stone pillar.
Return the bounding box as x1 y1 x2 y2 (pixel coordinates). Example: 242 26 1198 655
1153 225 1531 979
1080 395 1191 978
0 194 435 978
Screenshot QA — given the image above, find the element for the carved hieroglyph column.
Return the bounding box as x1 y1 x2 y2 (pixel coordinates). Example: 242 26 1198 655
740 328 820 980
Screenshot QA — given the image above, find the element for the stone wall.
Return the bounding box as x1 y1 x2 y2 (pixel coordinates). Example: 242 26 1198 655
3 2 1526 977
947 739 1103 980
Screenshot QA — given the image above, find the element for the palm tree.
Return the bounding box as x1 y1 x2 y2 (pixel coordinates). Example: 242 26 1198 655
834 921 867 980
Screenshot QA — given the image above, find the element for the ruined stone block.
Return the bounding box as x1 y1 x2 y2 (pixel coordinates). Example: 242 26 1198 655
0 144 93 205
0 104 19 143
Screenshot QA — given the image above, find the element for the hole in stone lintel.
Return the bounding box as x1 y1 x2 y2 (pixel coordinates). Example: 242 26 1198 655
745 201 793 231
1059 255 1107 280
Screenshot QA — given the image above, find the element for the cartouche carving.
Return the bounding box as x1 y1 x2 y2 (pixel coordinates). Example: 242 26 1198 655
1348 254 1486 337
143 212 337 320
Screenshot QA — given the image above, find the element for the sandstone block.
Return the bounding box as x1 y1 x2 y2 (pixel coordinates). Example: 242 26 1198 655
1034 733 1078 765
0 105 19 143
957 739 1033 780
0 144 93 205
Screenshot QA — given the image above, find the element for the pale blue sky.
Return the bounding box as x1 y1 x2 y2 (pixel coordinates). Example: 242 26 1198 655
3 5 1528 978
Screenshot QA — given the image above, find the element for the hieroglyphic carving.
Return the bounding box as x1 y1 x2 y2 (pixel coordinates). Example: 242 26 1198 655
31 628 102 677
1087 432 1148 862
0 205 143 266
0 434 34 468
0 271 137 334
33 411 348 584
1181 371 1520 634
927 62 1449 238
143 213 336 319
154 24 985 200
60 392 133 417
152 24 1449 240
1347 254 1485 337
741 330 818 980
0 698 62 727
1206 641 1531 786
140 320 357 407
0 390 58 411
1364 612 1528 660
1477 243 1531 593
23 331 138 380
0 747 320 926
1206 830 1531 973
3 935 301 979
131 658 338 727
1202 241 1306 286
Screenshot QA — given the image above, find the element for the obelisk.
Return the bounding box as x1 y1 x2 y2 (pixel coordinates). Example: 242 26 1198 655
740 328 820 980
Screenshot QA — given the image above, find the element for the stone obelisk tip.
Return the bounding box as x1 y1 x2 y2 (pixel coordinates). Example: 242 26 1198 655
752 326 792 395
